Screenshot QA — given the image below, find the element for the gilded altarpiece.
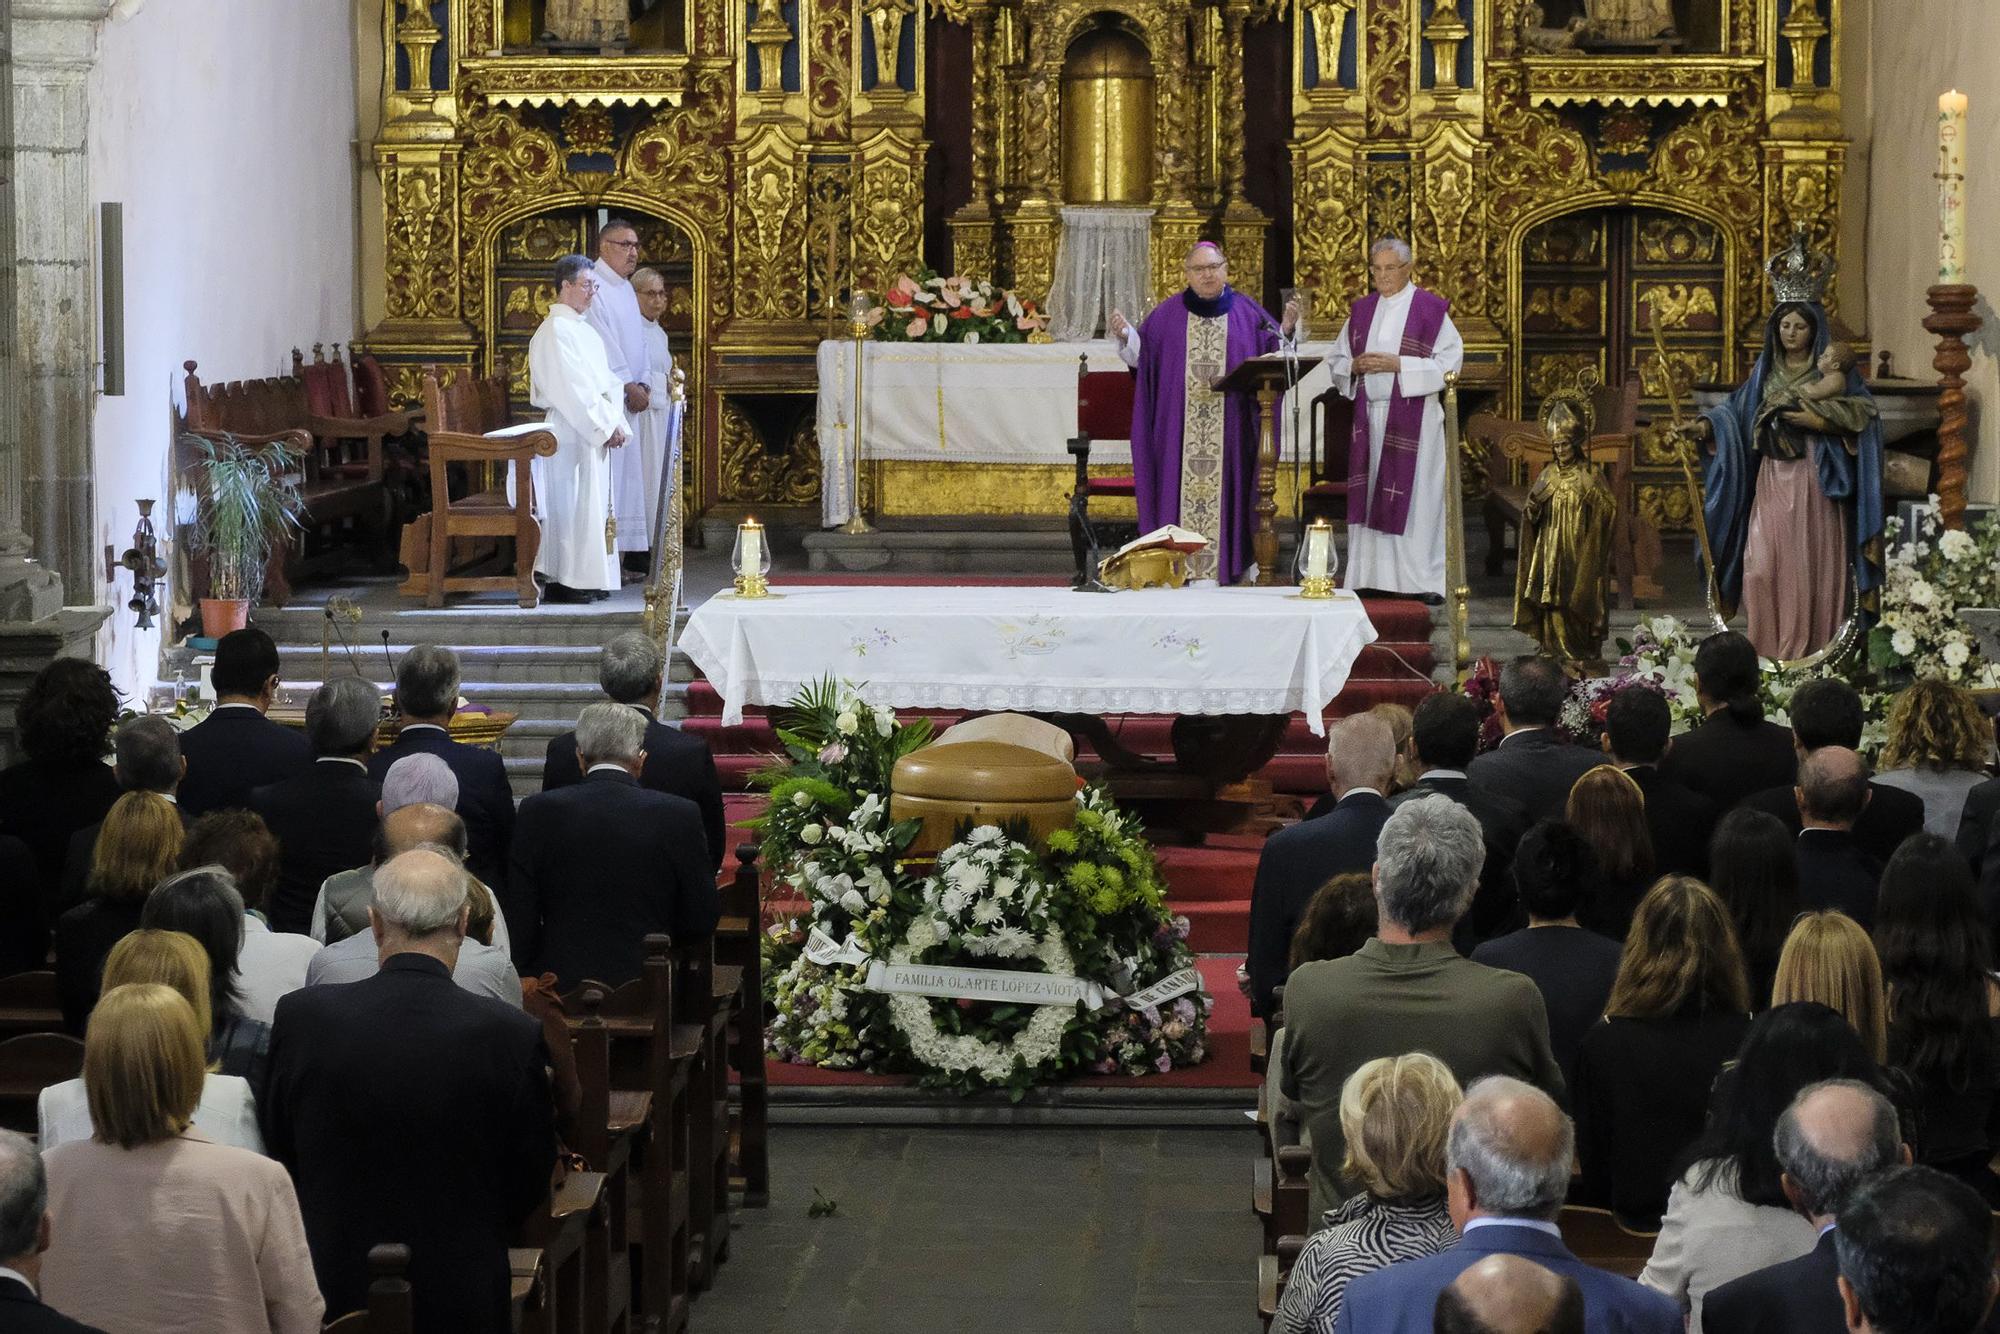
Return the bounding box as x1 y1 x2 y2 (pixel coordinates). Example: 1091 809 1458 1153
362 0 1848 523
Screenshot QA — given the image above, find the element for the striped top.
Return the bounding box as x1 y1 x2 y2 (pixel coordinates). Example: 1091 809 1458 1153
1274 1193 1456 1334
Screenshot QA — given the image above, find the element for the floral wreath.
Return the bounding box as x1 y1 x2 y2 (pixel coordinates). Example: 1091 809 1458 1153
881 918 1077 1085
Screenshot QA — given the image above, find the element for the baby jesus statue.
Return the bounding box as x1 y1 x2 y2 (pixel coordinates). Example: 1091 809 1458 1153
1512 384 1617 666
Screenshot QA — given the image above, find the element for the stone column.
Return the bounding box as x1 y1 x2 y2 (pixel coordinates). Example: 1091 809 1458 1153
14 0 114 607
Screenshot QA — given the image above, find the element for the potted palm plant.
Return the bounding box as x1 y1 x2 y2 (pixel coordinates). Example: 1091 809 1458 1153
182 432 306 638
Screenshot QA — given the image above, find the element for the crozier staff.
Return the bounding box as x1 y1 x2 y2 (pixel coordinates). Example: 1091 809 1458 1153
528 253 627 604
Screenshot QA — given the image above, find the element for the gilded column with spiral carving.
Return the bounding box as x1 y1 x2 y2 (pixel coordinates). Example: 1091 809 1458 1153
1218 2 1267 293
950 6 999 280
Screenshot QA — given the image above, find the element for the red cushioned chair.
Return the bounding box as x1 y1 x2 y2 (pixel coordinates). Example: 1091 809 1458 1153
1303 386 1353 531
1067 354 1139 590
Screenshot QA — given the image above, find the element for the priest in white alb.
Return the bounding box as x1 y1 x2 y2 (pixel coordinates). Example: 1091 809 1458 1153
527 253 627 603
582 217 658 569
628 265 678 553
1326 236 1464 602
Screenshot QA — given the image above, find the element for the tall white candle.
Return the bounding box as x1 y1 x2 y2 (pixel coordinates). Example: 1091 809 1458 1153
740 521 762 576
1939 90 1969 284
1306 523 1330 580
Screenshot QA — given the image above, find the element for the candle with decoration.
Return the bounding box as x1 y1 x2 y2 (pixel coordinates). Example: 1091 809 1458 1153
1939 89 1969 284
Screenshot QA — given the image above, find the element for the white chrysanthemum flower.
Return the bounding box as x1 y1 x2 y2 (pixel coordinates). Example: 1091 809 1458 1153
1944 638 1971 668
1892 629 1918 657
907 918 939 950
972 897 1003 924
945 859 986 891
940 885 972 917
967 826 1006 846
800 823 824 845
1908 580 1937 608
1941 529 1977 562
993 875 1019 900
987 926 1035 957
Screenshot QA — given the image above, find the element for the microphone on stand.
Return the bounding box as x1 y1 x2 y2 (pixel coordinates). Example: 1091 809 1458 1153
380 631 399 716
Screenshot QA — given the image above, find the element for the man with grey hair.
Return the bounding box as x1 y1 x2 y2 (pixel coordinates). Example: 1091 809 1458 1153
0 1131 104 1331
541 630 725 869
528 247 626 602
58 713 189 910
582 219 660 572
509 701 716 987
1283 798 1563 1220
312 752 469 943
264 849 555 1331
368 643 516 893
1246 711 1396 1017
249 676 383 933
1338 1077 1677 1333
1703 1078 1909 1334
1326 236 1464 601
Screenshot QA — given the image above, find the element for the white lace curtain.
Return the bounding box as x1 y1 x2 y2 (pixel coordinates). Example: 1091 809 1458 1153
1046 206 1154 341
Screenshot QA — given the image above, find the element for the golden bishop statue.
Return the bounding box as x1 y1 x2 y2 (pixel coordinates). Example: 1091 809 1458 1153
1512 371 1616 666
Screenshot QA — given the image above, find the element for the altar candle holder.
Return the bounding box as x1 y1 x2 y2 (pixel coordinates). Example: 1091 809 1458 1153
843 293 877 535
1295 517 1336 599
732 516 772 598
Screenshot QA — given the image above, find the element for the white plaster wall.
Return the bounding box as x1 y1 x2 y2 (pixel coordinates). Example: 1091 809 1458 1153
86 0 359 698
1847 0 2000 504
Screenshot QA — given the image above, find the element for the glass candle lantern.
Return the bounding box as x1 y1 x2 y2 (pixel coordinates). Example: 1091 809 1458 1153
1296 517 1336 598
732 517 772 597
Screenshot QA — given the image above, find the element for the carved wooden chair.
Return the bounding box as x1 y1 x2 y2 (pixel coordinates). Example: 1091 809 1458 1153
1302 385 1355 529
397 366 556 607
1066 353 1140 589
0 1031 83 1133
322 1245 415 1334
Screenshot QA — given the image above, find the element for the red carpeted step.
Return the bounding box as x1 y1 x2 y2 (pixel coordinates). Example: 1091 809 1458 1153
1178 899 1249 954
1152 843 1262 901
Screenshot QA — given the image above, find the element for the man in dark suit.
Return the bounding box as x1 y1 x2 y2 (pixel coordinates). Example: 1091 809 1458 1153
1334 1077 1678 1334
262 849 555 1333
1246 712 1395 1018
0 1132 109 1333
1465 656 1599 822
1391 692 1530 947
1794 746 1883 930
1704 1078 1907 1334
1657 629 1797 813
1959 776 2000 877
59 714 188 910
176 627 313 817
1602 686 1715 878
541 630 726 870
368 644 515 891
508 702 718 989
250 677 385 935
1742 678 1924 865
1836 1167 2000 1334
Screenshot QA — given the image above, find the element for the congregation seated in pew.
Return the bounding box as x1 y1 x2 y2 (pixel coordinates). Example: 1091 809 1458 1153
141 868 274 1091
174 630 313 821
247 677 383 936
52 792 183 1034
177 810 318 1027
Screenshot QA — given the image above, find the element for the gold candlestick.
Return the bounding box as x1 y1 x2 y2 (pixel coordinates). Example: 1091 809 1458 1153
843 295 876 535
1924 284 1983 532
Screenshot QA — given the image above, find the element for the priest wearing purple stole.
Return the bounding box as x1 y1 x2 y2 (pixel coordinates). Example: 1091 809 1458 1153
1111 242 1301 583
1327 237 1464 601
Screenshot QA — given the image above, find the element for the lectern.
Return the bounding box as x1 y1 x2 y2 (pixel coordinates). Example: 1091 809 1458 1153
1211 353 1321 586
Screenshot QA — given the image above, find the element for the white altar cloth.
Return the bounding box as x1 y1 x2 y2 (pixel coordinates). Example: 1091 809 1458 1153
680 583 1378 735
815 339 1342 524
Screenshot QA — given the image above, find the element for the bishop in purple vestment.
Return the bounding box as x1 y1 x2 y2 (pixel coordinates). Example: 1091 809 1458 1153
1112 242 1300 584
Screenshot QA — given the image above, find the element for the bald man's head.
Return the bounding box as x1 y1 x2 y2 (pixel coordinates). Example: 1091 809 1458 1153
383 802 470 862
1433 1255 1583 1334
1776 1078 1903 1221
1447 1077 1575 1223
1799 745 1869 826
1327 711 1396 793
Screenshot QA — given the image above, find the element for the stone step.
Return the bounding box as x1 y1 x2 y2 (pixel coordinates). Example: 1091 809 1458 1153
278 642 607 686
251 603 652 648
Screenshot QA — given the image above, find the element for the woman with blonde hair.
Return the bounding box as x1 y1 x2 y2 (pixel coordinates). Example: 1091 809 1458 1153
38 929 264 1153
52 790 184 1032
38 983 322 1333
1273 1053 1462 1334
1565 765 1654 941
1770 910 1887 1062
1875 680 1994 837
1572 876 1752 1229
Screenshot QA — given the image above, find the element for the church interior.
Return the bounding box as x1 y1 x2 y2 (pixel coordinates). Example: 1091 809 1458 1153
0 0 1996 1329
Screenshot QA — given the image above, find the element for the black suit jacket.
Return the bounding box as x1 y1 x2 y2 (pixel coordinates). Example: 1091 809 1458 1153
1657 711 1797 814
1465 728 1602 823
0 833 46 976
507 769 719 989
1247 790 1390 1017
542 708 726 870
1795 828 1882 930
0 1277 109 1334
1391 774 1531 947
1700 1230 1843 1334
262 954 555 1333
1744 778 1926 867
368 725 516 891
176 706 313 817
249 761 383 935
1625 764 1718 877
1961 775 2000 876
0 758 121 921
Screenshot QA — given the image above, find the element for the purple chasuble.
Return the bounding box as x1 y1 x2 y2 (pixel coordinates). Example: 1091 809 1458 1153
1126 286 1282 583
1345 287 1450 537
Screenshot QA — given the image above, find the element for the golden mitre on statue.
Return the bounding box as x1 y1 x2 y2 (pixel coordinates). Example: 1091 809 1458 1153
1098 525 1209 589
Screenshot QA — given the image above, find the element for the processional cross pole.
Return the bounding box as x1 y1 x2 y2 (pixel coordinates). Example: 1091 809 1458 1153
1646 289 1728 632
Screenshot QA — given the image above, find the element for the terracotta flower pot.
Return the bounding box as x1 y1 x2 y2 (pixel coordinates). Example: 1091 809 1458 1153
199 597 250 638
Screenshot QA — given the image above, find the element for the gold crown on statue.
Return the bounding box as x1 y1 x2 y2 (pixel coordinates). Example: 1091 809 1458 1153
1765 227 1834 305
1539 365 1600 440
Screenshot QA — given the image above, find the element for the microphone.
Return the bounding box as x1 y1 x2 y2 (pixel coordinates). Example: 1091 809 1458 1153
380 631 397 694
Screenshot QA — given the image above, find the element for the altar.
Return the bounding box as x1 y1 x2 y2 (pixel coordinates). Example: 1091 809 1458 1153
814 339 1345 526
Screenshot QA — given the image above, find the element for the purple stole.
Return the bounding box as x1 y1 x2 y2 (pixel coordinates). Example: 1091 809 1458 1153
1345 287 1450 537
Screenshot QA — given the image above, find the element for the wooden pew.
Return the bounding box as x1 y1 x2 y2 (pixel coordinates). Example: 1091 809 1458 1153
571 988 646 1334
323 1244 415 1334
1257 1147 1313 1328
0 1032 82 1134
0 971 63 1039
677 940 731 1288
1557 1204 1656 1278
715 844 769 1208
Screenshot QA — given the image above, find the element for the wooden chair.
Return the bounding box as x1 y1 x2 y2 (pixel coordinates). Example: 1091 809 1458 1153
715 844 770 1208
0 1031 83 1133
397 366 557 608
1557 1204 1657 1278
1066 354 1140 589
1471 375 1663 606
1302 386 1354 529
0 971 64 1039
322 1244 415 1334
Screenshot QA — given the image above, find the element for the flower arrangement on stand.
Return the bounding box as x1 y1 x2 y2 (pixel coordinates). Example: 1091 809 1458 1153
868 269 1049 345
755 680 1208 1097
1867 501 2000 687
